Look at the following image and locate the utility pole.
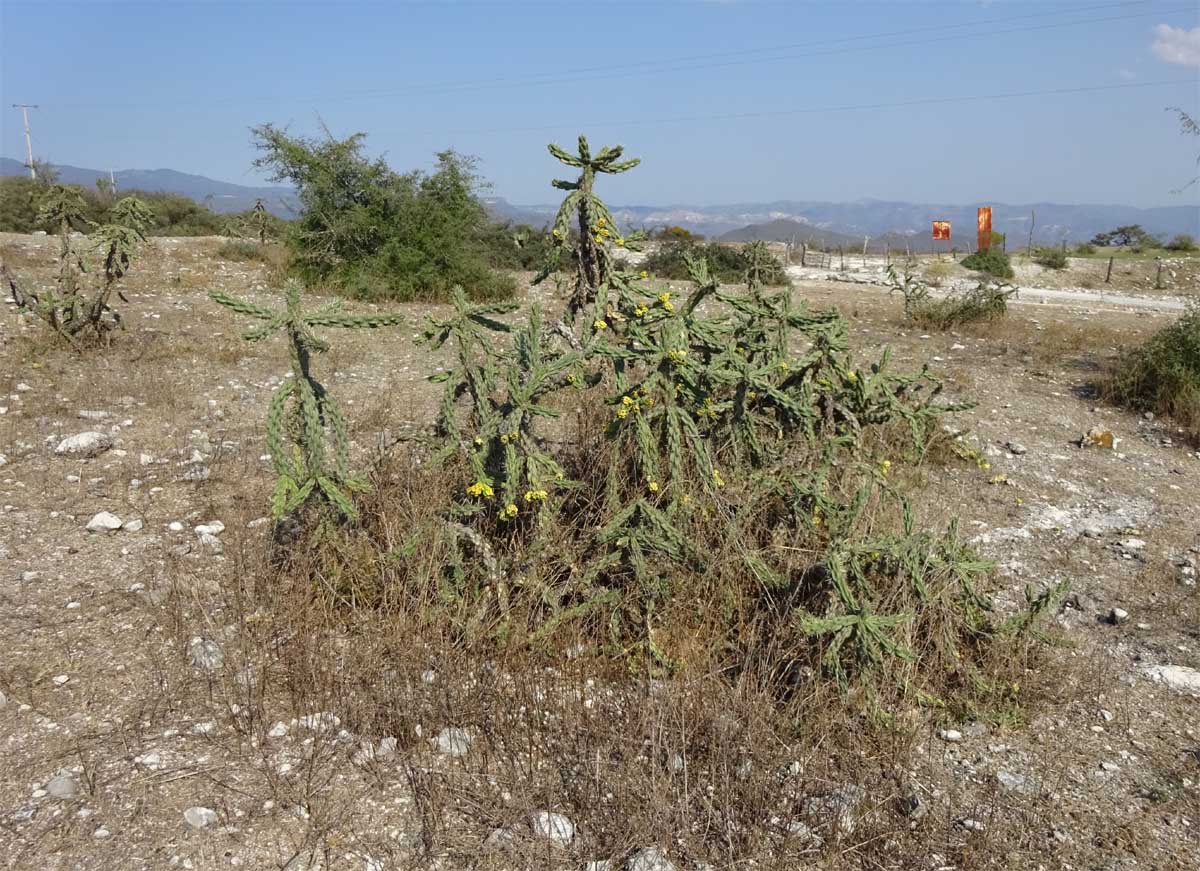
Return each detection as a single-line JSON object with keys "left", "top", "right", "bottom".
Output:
{"left": 12, "top": 104, "right": 39, "bottom": 180}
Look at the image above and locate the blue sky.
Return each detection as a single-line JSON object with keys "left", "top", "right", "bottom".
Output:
{"left": 1, "top": 0, "right": 1197, "bottom": 207}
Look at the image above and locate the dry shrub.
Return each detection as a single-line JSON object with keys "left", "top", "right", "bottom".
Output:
{"left": 889, "top": 267, "right": 1014, "bottom": 331}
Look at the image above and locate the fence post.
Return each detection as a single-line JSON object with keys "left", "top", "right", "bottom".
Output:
{"left": 1105, "top": 256, "right": 1114, "bottom": 284}
{"left": 839, "top": 247, "right": 845, "bottom": 270}
{"left": 1155, "top": 257, "right": 1165, "bottom": 290}
{"left": 801, "top": 242, "right": 807, "bottom": 267}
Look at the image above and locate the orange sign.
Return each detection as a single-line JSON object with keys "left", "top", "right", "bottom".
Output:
{"left": 931, "top": 221, "right": 951, "bottom": 241}
{"left": 977, "top": 206, "right": 993, "bottom": 251}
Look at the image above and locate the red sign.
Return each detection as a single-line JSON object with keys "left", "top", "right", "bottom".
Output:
{"left": 977, "top": 206, "right": 993, "bottom": 251}
{"left": 931, "top": 221, "right": 951, "bottom": 241}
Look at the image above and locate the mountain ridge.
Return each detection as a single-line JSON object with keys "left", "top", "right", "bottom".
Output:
{"left": 5, "top": 157, "right": 1196, "bottom": 241}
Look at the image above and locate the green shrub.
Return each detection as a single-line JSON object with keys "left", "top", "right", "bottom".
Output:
{"left": 0, "top": 176, "right": 45, "bottom": 232}
{"left": 643, "top": 240, "right": 789, "bottom": 286}
{"left": 1165, "top": 233, "right": 1197, "bottom": 252}
{"left": 1073, "top": 242, "right": 1096, "bottom": 255}
{"left": 1106, "top": 301, "right": 1200, "bottom": 441}
{"left": 478, "top": 221, "right": 558, "bottom": 271}
{"left": 0, "top": 177, "right": 244, "bottom": 236}
{"left": 1032, "top": 246, "right": 1068, "bottom": 269}
{"left": 652, "top": 225, "right": 703, "bottom": 243}
{"left": 960, "top": 247, "right": 1014, "bottom": 279}
{"left": 250, "top": 124, "right": 514, "bottom": 303}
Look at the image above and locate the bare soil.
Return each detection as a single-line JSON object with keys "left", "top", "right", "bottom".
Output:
{"left": 0, "top": 234, "right": 1197, "bottom": 870}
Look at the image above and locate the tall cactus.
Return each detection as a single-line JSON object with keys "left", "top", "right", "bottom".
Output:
{"left": 209, "top": 280, "right": 404, "bottom": 520}
{"left": 538, "top": 135, "right": 640, "bottom": 323}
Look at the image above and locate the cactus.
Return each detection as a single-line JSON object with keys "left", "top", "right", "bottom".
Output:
{"left": 4, "top": 187, "right": 152, "bottom": 343}
{"left": 399, "top": 135, "right": 1053, "bottom": 701}
{"left": 537, "top": 135, "right": 641, "bottom": 324}
{"left": 210, "top": 280, "right": 404, "bottom": 520}
{"left": 423, "top": 288, "right": 581, "bottom": 524}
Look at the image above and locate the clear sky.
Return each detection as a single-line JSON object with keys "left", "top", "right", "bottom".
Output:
{"left": 1, "top": 0, "right": 1198, "bottom": 208}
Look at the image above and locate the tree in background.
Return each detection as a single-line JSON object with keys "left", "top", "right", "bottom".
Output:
{"left": 250, "top": 124, "right": 514, "bottom": 302}
{"left": 1090, "top": 225, "right": 1158, "bottom": 248}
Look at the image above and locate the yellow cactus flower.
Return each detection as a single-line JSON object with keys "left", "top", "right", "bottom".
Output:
{"left": 634, "top": 304, "right": 649, "bottom": 318}
{"left": 616, "top": 407, "right": 629, "bottom": 420}
{"left": 466, "top": 481, "right": 495, "bottom": 499}
{"left": 615, "top": 238, "right": 625, "bottom": 247}
{"left": 593, "top": 319, "right": 607, "bottom": 331}
{"left": 648, "top": 481, "right": 660, "bottom": 493}
{"left": 639, "top": 270, "right": 648, "bottom": 279}
{"left": 712, "top": 468, "right": 725, "bottom": 488}
{"left": 657, "top": 291, "right": 671, "bottom": 305}
{"left": 622, "top": 395, "right": 635, "bottom": 407}
{"left": 523, "top": 489, "right": 549, "bottom": 503}
{"left": 667, "top": 349, "right": 687, "bottom": 365}
{"left": 847, "top": 371, "right": 858, "bottom": 382}
{"left": 567, "top": 372, "right": 577, "bottom": 384}
{"left": 500, "top": 503, "right": 518, "bottom": 520}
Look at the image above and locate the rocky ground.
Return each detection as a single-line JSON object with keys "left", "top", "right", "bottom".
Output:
{"left": 0, "top": 234, "right": 1197, "bottom": 870}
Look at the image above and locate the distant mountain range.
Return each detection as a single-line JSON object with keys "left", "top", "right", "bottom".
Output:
{"left": 486, "top": 196, "right": 1199, "bottom": 246}
{"left": 6, "top": 157, "right": 1196, "bottom": 243}
{"left": 0, "top": 157, "right": 298, "bottom": 215}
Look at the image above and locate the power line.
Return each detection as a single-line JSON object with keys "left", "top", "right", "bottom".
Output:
{"left": 422, "top": 79, "right": 1198, "bottom": 137}
{"left": 34, "top": 2, "right": 1192, "bottom": 110}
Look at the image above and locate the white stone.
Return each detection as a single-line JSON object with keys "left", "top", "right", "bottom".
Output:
{"left": 47, "top": 773, "right": 78, "bottom": 799}
{"left": 55, "top": 432, "right": 113, "bottom": 458}
{"left": 938, "top": 729, "right": 963, "bottom": 742}
{"left": 530, "top": 811, "right": 574, "bottom": 848}
{"left": 86, "top": 512, "right": 123, "bottom": 533}
{"left": 627, "top": 846, "right": 678, "bottom": 871}
{"left": 194, "top": 521, "right": 225, "bottom": 536}
{"left": 184, "top": 806, "right": 218, "bottom": 829}
{"left": 432, "top": 726, "right": 474, "bottom": 757}
{"left": 1142, "top": 664, "right": 1200, "bottom": 694}
{"left": 188, "top": 637, "right": 224, "bottom": 670}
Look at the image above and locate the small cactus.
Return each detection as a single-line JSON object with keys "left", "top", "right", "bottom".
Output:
{"left": 210, "top": 280, "right": 404, "bottom": 520}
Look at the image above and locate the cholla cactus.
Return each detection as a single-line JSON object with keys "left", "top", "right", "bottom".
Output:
{"left": 210, "top": 280, "right": 404, "bottom": 520}
{"left": 4, "top": 188, "right": 153, "bottom": 343}
{"left": 423, "top": 289, "right": 580, "bottom": 523}
{"left": 537, "top": 135, "right": 641, "bottom": 323}
{"left": 227, "top": 198, "right": 273, "bottom": 244}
